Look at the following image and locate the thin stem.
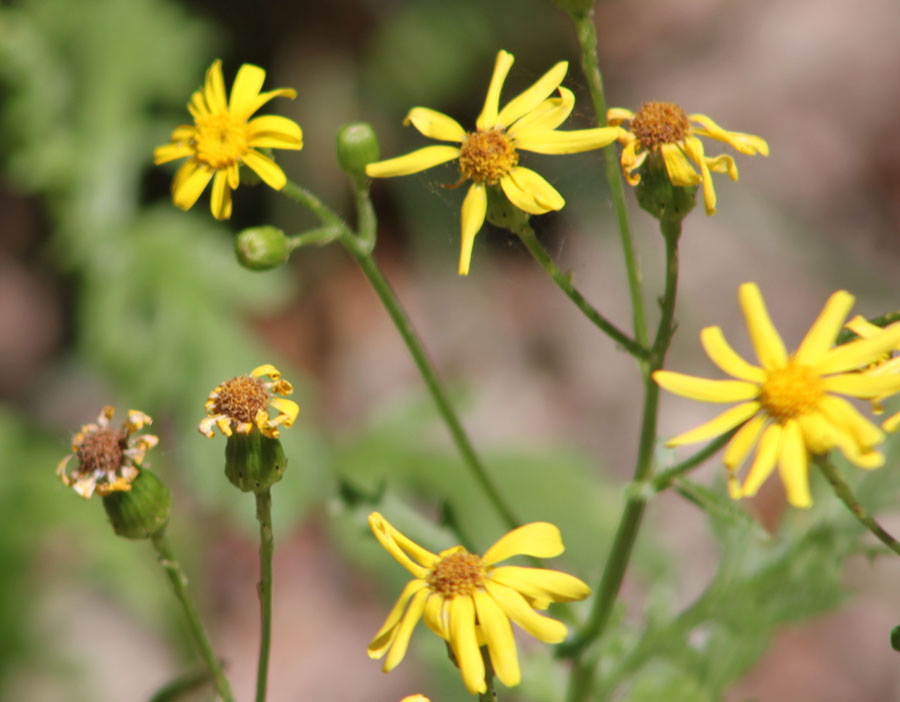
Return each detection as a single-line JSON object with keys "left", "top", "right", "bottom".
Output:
{"left": 279, "top": 179, "right": 521, "bottom": 531}
{"left": 287, "top": 225, "right": 341, "bottom": 250}
{"left": 652, "top": 430, "right": 737, "bottom": 492}
{"left": 150, "top": 531, "right": 235, "bottom": 702}
{"left": 816, "top": 455, "right": 900, "bottom": 558}
{"left": 515, "top": 223, "right": 649, "bottom": 359}
{"left": 255, "top": 489, "right": 275, "bottom": 702}
{"left": 574, "top": 11, "right": 648, "bottom": 349}
{"left": 478, "top": 647, "right": 497, "bottom": 702}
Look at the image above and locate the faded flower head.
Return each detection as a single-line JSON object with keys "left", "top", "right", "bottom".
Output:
{"left": 199, "top": 364, "right": 299, "bottom": 439}
{"left": 154, "top": 59, "right": 303, "bottom": 220}
{"left": 57, "top": 406, "right": 158, "bottom": 499}
{"left": 608, "top": 101, "right": 768, "bottom": 215}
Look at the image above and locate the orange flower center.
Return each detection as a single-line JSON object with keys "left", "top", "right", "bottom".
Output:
{"left": 630, "top": 101, "right": 690, "bottom": 150}
{"left": 77, "top": 428, "right": 126, "bottom": 474}
{"left": 760, "top": 363, "right": 824, "bottom": 422}
{"left": 193, "top": 113, "right": 249, "bottom": 169}
{"left": 211, "top": 376, "right": 269, "bottom": 423}
{"left": 427, "top": 551, "right": 485, "bottom": 597}
{"left": 458, "top": 128, "right": 518, "bottom": 185}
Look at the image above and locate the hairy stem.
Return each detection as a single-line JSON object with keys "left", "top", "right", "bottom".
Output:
{"left": 255, "top": 489, "right": 274, "bottom": 702}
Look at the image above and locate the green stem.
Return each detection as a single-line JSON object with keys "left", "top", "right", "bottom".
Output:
{"left": 652, "top": 430, "right": 737, "bottom": 492}
{"left": 515, "top": 224, "right": 649, "bottom": 359}
{"left": 574, "top": 11, "right": 648, "bottom": 349}
{"left": 287, "top": 225, "right": 341, "bottom": 250}
{"left": 279, "top": 179, "right": 521, "bottom": 531}
{"left": 478, "top": 647, "right": 497, "bottom": 702}
{"left": 150, "top": 531, "right": 235, "bottom": 702}
{"left": 255, "top": 489, "right": 274, "bottom": 702}
{"left": 816, "top": 455, "right": 900, "bottom": 558}
{"left": 561, "top": 221, "right": 680, "bottom": 696}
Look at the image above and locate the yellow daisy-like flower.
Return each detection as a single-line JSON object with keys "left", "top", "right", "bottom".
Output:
{"left": 366, "top": 49, "right": 623, "bottom": 276}
{"left": 198, "top": 364, "right": 299, "bottom": 439}
{"left": 154, "top": 59, "right": 303, "bottom": 220}
{"left": 607, "top": 101, "right": 769, "bottom": 215}
{"left": 654, "top": 283, "right": 900, "bottom": 508}
{"left": 367, "top": 512, "right": 590, "bottom": 695}
{"left": 845, "top": 315, "right": 900, "bottom": 432}
{"left": 57, "top": 406, "right": 158, "bottom": 499}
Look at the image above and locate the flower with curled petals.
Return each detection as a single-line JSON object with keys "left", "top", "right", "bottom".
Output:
{"left": 607, "top": 101, "right": 768, "bottom": 215}
{"left": 367, "top": 512, "right": 590, "bottom": 695}
{"left": 154, "top": 59, "right": 303, "bottom": 220}
{"left": 57, "top": 406, "right": 158, "bottom": 499}
{"left": 199, "top": 364, "right": 299, "bottom": 439}
{"left": 366, "top": 49, "right": 623, "bottom": 276}
{"left": 654, "top": 283, "right": 900, "bottom": 508}
{"left": 845, "top": 315, "right": 900, "bottom": 433}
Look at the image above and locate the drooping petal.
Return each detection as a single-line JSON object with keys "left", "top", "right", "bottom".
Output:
{"left": 793, "top": 290, "right": 855, "bottom": 365}
{"left": 172, "top": 163, "right": 213, "bottom": 211}
{"left": 652, "top": 370, "right": 760, "bottom": 403}
{"left": 368, "top": 579, "right": 429, "bottom": 658}
{"left": 423, "top": 592, "right": 449, "bottom": 639}
{"left": 366, "top": 145, "right": 460, "bottom": 178}
{"left": 496, "top": 61, "right": 568, "bottom": 129}
{"left": 777, "top": 419, "right": 812, "bottom": 508}
{"left": 681, "top": 136, "right": 717, "bottom": 215}
{"left": 247, "top": 115, "right": 304, "bottom": 149}
{"left": 620, "top": 139, "right": 645, "bottom": 186}
{"left": 606, "top": 107, "right": 635, "bottom": 125}
{"left": 500, "top": 166, "right": 565, "bottom": 214}
{"left": 512, "top": 126, "right": 622, "bottom": 154}
{"left": 705, "top": 153, "right": 738, "bottom": 180}
{"left": 507, "top": 87, "right": 575, "bottom": 133}
{"left": 458, "top": 183, "right": 487, "bottom": 276}
{"left": 814, "top": 323, "right": 900, "bottom": 375}
{"left": 699, "top": 326, "right": 767, "bottom": 382}
{"left": 209, "top": 170, "right": 232, "bottom": 220}
{"left": 476, "top": 50, "right": 515, "bottom": 131}
{"left": 268, "top": 397, "right": 300, "bottom": 426}
{"left": 488, "top": 566, "right": 590, "bottom": 602}
{"left": 738, "top": 282, "right": 788, "bottom": 370}
{"left": 448, "top": 596, "right": 485, "bottom": 694}
{"left": 723, "top": 413, "right": 767, "bottom": 470}
{"left": 368, "top": 513, "right": 436, "bottom": 577}
{"left": 204, "top": 59, "right": 228, "bottom": 114}
{"left": 689, "top": 113, "right": 770, "bottom": 156}
{"left": 473, "top": 589, "right": 520, "bottom": 687}
{"left": 404, "top": 107, "right": 466, "bottom": 143}
{"left": 666, "top": 401, "right": 761, "bottom": 446}
{"left": 228, "top": 63, "right": 266, "bottom": 118}
{"left": 383, "top": 588, "right": 429, "bottom": 672}
{"left": 740, "top": 423, "right": 782, "bottom": 497}
{"left": 659, "top": 142, "right": 701, "bottom": 187}
{"left": 483, "top": 522, "right": 564, "bottom": 565}
{"left": 483, "top": 580, "right": 567, "bottom": 643}
{"left": 242, "top": 149, "right": 288, "bottom": 190}
{"left": 818, "top": 395, "right": 884, "bottom": 449}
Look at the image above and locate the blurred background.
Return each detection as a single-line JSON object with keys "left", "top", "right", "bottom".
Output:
{"left": 2, "top": 0, "right": 900, "bottom": 700}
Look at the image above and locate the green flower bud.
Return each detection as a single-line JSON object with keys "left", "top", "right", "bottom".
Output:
{"left": 635, "top": 151, "right": 697, "bottom": 224}
{"left": 224, "top": 432, "right": 287, "bottom": 493}
{"left": 336, "top": 122, "right": 380, "bottom": 177}
{"left": 235, "top": 226, "right": 290, "bottom": 271}
{"left": 102, "top": 469, "right": 172, "bottom": 539}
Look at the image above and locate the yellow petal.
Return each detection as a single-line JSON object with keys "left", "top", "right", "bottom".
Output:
{"left": 153, "top": 142, "right": 194, "bottom": 165}
{"left": 172, "top": 162, "right": 213, "bottom": 211}
{"left": 620, "top": 139, "right": 645, "bottom": 186}
{"left": 483, "top": 580, "right": 567, "bottom": 643}
{"left": 423, "top": 592, "right": 449, "bottom": 639}
{"left": 269, "top": 397, "right": 300, "bottom": 426}
{"left": 793, "top": 290, "right": 855, "bottom": 366}
{"left": 818, "top": 394, "right": 884, "bottom": 449}
{"left": 500, "top": 167, "right": 565, "bottom": 215}
{"left": 681, "top": 136, "right": 717, "bottom": 215}
{"left": 473, "top": 589, "right": 520, "bottom": 687}
{"left": 459, "top": 183, "right": 487, "bottom": 276}
{"left": 449, "top": 596, "right": 485, "bottom": 694}
{"left": 666, "top": 401, "right": 760, "bottom": 446}
{"left": 883, "top": 410, "right": 900, "bottom": 433}
{"left": 705, "top": 153, "right": 738, "bottom": 180}
{"left": 777, "top": 419, "right": 812, "bottom": 508}
{"left": 488, "top": 566, "right": 590, "bottom": 602}
{"left": 476, "top": 50, "right": 515, "bottom": 130}
{"left": 512, "top": 126, "right": 622, "bottom": 154}
{"left": 241, "top": 87, "right": 297, "bottom": 120}
{"left": 659, "top": 142, "right": 701, "bottom": 187}
{"left": 689, "top": 113, "right": 769, "bottom": 156}
{"left": 723, "top": 413, "right": 767, "bottom": 470}
{"left": 821, "top": 372, "right": 900, "bottom": 399}
{"left": 228, "top": 63, "right": 266, "bottom": 118}
{"left": 815, "top": 323, "right": 900, "bottom": 375}
{"left": 204, "top": 59, "right": 228, "bottom": 114}
{"left": 738, "top": 282, "right": 788, "bottom": 370}
{"left": 404, "top": 107, "right": 466, "bottom": 143}
{"left": 653, "top": 370, "right": 759, "bottom": 403}
{"left": 699, "top": 326, "right": 766, "bottom": 382}
{"left": 606, "top": 107, "right": 635, "bottom": 125}
{"left": 242, "top": 150, "right": 287, "bottom": 190}
{"left": 741, "top": 423, "right": 782, "bottom": 497}
{"left": 507, "top": 87, "right": 575, "bottom": 133}
{"left": 247, "top": 115, "right": 304, "bottom": 149}
{"left": 483, "top": 522, "right": 564, "bottom": 565}
{"left": 365, "top": 145, "right": 460, "bottom": 178}
{"left": 844, "top": 315, "right": 884, "bottom": 339}
{"left": 496, "top": 61, "right": 568, "bottom": 129}
{"left": 383, "top": 588, "right": 429, "bottom": 672}
{"left": 209, "top": 170, "right": 232, "bottom": 220}
{"left": 368, "top": 579, "right": 428, "bottom": 658}
{"left": 367, "top": 512, "right": 435, "bottom": 577}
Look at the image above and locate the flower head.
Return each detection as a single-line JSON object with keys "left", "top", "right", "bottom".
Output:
{"left": 154, "top": 59, "right": 303, "bottom": 220}
{"left": 654, "top": 283, "right": 900, "bottom": 508}
{"left": 608, "top": 102, "right": 768, "bottom": 215}
{"left": 845, "top": 315, "right": 900, "bottom": 432}
{"left": 367, "top": 512, "right": 590, "bottom": 694}
{"left": 366, "top": 49, "right": 623, "bottom": 276}
{"left": 199, "top": 364, "right": 299, "bottom": 439}
{"left": 57, "top": 406, "right": 158, "bottom": 499}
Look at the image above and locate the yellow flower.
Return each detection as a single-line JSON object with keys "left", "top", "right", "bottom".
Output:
{"left": 199, "top": 364, "right": 299, "bottom": 439}
{"left": 57, "top": 406, "right": 158, "bottom": 499}
{"left": 366, "top": 49, "right": 622, "bottom": 276}
{"left": 154, "top": 59, "right": 303, "bottom": 220}
{"left": 607, "top": 101, "right": 769, "bottom": 215}
{"left": 400, "top": 697, "right": 429, "bottom": 702}
{"left": 845, "top": 315, "right": 900, "bottom": 432}
{"left": 654, "top": 283, "right": 900, "bottom": 508}
{"left": 367, "top": 512, "right": 590, "bottom": 695}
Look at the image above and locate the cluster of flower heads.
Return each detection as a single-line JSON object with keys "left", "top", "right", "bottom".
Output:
{"left": 655, "top": 283, "right": 900, "bottom": 507}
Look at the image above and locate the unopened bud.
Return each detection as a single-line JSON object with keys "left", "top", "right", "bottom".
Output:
{"left": 336, "top": 122, "right": 380, "bottom": 178}
{"left": 102, "top": 469, "right": 172, "bottom": 539}
{"left": 236, "top": 226, "right": 289, "bottom": 271}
